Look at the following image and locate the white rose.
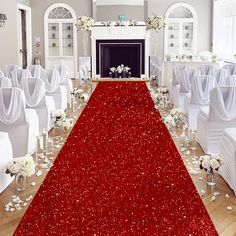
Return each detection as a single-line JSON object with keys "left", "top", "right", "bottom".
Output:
{"left": 210, "top": 159, "right": 220, "bottom": 170}
{"left": 202, "top": 159, "right": 211, "bottom": 169}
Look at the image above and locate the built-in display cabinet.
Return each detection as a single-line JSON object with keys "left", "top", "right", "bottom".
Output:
{"left": 44, "top": 3, "right": 77, "bottom": 78}
{"left": 164, "top": 3, "right": 197, "bottom": 56}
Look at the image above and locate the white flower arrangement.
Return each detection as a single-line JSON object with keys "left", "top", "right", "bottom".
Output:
{"left": 72, "top": 88, "right": 84, "bottom": 96}
{"left": 110, "top": 64, "right": 131, "bottom": 73}
{"left": 79, "top": 92, "right": 90, "bottom": 102}
{"left": 75, "top": 16, "right": 94, "bottom": 31}
{"left": 6, "top": 155, "right": 35, "bottom": 177}
{"left": 51, "top": 110, "right": 66, "bottom": 121}
{"left": 162, "top": 108, "right": 185, "bottom": 127}
{"left": 101, "top": 21, "right": 112, "bottom": 27}
{"left": 146, "top": 14, "right": 166, "bottom": 32}
{"left": 62, "top": 118, "right": 73, "bottom": 130}
{"left": 211, "top": 53, "right": 219, "bottom": 62}
{"left": 199, "top": 154, "right": 223, "bottom": 174}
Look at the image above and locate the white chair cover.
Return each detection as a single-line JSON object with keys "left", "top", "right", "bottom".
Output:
{"left": 0, "top": 88, "right": 26, "bottom": 125}
{"left": 209, "top": 87, "right": 236, "bottom": 121}
{"left": 223, "top": 64, "right": 236, "bottom": 77}
{"left": 0, "top": 77, "right": 12, "bottom": 88}
{"left": 0, "top": 132, "right": 14, "bottom": 193}
{"left": 21, "top": 77, "right": 46, "bottom": 108}
{"left": 11, "top": 69, "right": 32, "bottom": 88}
{"left": 198, "top": 64, "right": 214, "bottom": 75}
{"left": 55, "top": 64, "right": 69, "bottom": 84}
{"left": 27, "top": 65, "right": 43, "bottom": 79}
{"left": 4, "top": 65, "right": 21, "bottom": 78}
{"left": 213, "top": 68, "right": 225, "bottom": 86}
{"left": 42, "top": 69, "right": 60, "bottom": 93}
{"left": 180, "top": 68, "right": 198, "bottom": 93}
{"left": 225, "top": 75, "right": 236, "bottom": 86}
{"left": 191, "top": 75, "right": 216, "bottom": 105}
{"left": 172, "top": 65, "right": 186, "bottom": 86}
{"left": 0, "top": 70, "right": 4, "bottom": 78}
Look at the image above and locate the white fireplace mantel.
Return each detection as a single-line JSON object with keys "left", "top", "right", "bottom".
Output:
{"left": 91, "top": 26, "right": 150, "bottom": 78}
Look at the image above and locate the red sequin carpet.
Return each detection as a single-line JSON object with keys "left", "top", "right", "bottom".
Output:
{"left": 14, "top": 82, "right": 218, "bottom": 235}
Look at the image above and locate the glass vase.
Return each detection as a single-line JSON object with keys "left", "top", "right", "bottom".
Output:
{"left": 82, "top": 30, "right": 89, "bottom": 56}
{"left": 16, "top": 174, "right": 26, "bottom": 192}
{"left": 207, "top": 172, "right": 216, "bottom": 186}
{"left": 150, "top": 30, "right": 159, "bottom": 56}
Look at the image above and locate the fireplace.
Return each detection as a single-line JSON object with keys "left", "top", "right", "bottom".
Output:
{"left": 96, "top": 40, "right": 145, "bottom": 78}
{"left": 91, "top": 25, "right": 150, "bottom": 78}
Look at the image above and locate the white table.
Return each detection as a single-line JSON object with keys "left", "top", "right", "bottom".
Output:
{"left": 161, "top": 61, "right": 220, "bottom": 86}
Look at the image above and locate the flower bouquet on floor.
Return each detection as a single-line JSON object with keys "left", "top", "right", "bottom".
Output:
{"left": 109, "top": 64, "right": 131, "bottom": 78}
{"left": 162, "top": 108, "right": 186, "bottom": 129}
{"left": 199, "top": 154, "right": 223, "bottom": 186}
{"left": 5, "top": 155, "right": 35, "bottom": 191}
{"left": 51, "top": 110, "right": 73, "bottom": 131}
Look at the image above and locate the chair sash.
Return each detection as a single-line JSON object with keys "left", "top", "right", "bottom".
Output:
{"left": 199, "top": 65, "right": 214, "bottom": 75}
{"left": 21, "top": 77, "right": 46, "bottom": 107}
{"left": 0, "top": 77, "right": 12, "bottom": 88}
{"left": 172, "top": 65, "right": 186, "bottom": 86}
{"left": 11, "top": 69, "right": 32, "bottom": 88}
{"left": 0, "top": 88, "right": 26, "bottom": 125}
{"left": 191, "top": 75, "right": 216, "bottom": 105}
{"left": 4, "top": 65, "right": 21, "bottom": 78}
{"left": 209, "top": 86, "right": 236, "bottom": 121}
{"left": 55, "top": 64, "right": 69, "bottom": 84}
{"left": 28, "top": 65, "right": 43, "bottom": 79}
{"left": 180, "top": 68, "right": 198, "bottom": 93}
{"left": 42, "top": 69, "right": 60, "bottom": 93}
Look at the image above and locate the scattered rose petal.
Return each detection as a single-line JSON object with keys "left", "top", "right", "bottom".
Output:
{"left": 26, "top": 195, "right": 33, "bottom": 202}
{"left": 31, "top": 182, "right": 36, "bottom": 187}
{"left": 227, "top": 206, "right": 233, "bottom": 211}
{"left": 214, "top": 192, "right": 220, "bottom": 196}
{"left": 211, "top": 196, "right": 216, "bottom": 202}
{"left": 201, "top": 189, "right": 206, "bottom": 196}
{"left": 36, "top": 170, "right": 43, "bottom": 177}
{"left": 226, "top": 194, "right": 230, "bottom": 199}
{"left": 198, "top": 177, "right": 203, "bottom": 181}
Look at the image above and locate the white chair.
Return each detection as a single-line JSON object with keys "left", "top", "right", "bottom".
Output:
{"left": 198, "top": 64, "right": 215, "bottom": 75}
{"left": 197, "top": 86, "right": 236, "bottom": 154}
{"left": 0, "top": 77, "right": 12, "bottom": 88}
{"left": 55, "top": 64, "right": 72, "bottom": 103}
{"left": 222, "top": 64, "right": 236, "bottom": 77}
{"left": 4, "top": 65, "right": 21, "bottom": 78}
{"left": 213, "top": 68, "right": 226, "bottom": 86}
{"left": 27, "top": 65, "right": 43, "bottom": 79}
{"left": 225, "top": 75, "right": 236, "bottom": 86}
{"left": 219, "top": 128, "right": 236, "bottom": 195}
{"left": 11, "top": 69, "right": 32, "bottom": 88}
{"left": 42, "top": 69, "right": 67, "bottom": 111}
{"left": 0, "top": 70, "right": 4, "bottom": 78}
{"left": 169, "top": 64, "right": 187, "bottom": 104}
{"left": 21, "top": 77, "right": 55, "bottom": 132}
{"left": 184, "top": 75, "right": 216, "bottom": 130}
{"left": 0, "top": 132, "right": 14, "bottom": 193}
{"left": 0, "top": 88, "right": 39, "bottom": 157}
{"left": 174, "top": 68, "right": 198, "bottom": 108}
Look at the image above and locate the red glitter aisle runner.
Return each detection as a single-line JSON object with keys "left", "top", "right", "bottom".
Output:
{"left": 14, "top": 82, "right": 218, "bottom": 235}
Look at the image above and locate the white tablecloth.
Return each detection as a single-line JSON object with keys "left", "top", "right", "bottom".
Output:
{"left": 0, "top": 132, "right": 13, "bottom": 193}
{"left": 161, "top": 61, "right": 220, "bottom": 86}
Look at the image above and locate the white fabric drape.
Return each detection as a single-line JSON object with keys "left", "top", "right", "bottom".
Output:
{"left": 11, "top": 69, "right": 32, "bottom": 88}
{"left": 209, "top": 86, "right": 236, "bottom": 121}
{"left": 223, "top": 64, "right": 236, "bottom": 77}
{"left": 225, "top": 75, "right": 236, "bottom": 86}
{"left": 199, "top": 64, "right": 214, "bottom": 75}
{"left": 0, "top": 70, "right": 4, "bottom": 78}
{"left": 191, "top": 75, "right": 216, "bottom": 105}
{"left": 27, "top": 65, "right": 43, "bottom": 79}
{"left": 42, "top": 69, "right": 60, "bottom": 93}
{"left": 4, "top": 65, "right": 21, "bottom": 78}
{"left": 0, "top": 88, "right": 25, "bottom": 125}
{"left": 21, "top": 77, "right": 46, "bottom": 108}
{"left": 172, "top": 65, "right": 186, "bottom": 86}
{"left": 180, "top": 68, "right": 198, "bottom": 93}
{"left": 0, "top": 77, "right": 12, "bottom": 88}
{"left": 55, "top": 64, "right": 69, "bottom": 84}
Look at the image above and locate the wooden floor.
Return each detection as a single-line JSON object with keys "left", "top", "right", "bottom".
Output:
{"left": 0, "top": 82, "right": 236, "bottom": 235}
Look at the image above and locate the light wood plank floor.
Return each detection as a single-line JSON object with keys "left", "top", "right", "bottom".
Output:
{"left": 0, "top": 82, "right": 236, "bottom": 235}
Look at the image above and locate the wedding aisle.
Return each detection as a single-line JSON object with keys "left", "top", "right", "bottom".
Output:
{"left": 14, "top": 82, "right": 218, "bottom": 235}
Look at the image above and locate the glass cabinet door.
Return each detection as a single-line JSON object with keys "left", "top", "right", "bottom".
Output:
{"left": 62, "top": 23, "right": 73, "bottom": 56}
{"left": 168, "top": 22, "right": 180, "bottom": 54}
{"left": 48, "top": 23, "right": 60, "bottom": 56}
{"left": 182, "top": 22, "right": 193, "bottom": 53}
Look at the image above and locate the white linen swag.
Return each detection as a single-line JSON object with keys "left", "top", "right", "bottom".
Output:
{"left": 21, "top": 77, "right": 46, "bottom": 107}
{"left": 11, "top": 69, "right": 32, "bottom": 88}
{"left": 180, "top": 68, "right": 198, "bottom": 93}
{"left": 0, "top": 70, "right": 4, "bottom": 78}
{"left": 190, "top": 75, "right": 216, "bottom": 105}
{"left": 209, "top": 86, "right": 236, "bottom": 121}
{"left": 55, "top": 64, "right": 69, "bottom": 84}
{"left": 42, "top": 69, "right": 60, "bottom": 93}
{"left": 28, "top": 65, "right": 43, "bottom": 79}
{"left": 4, "top": 65, "right": 21, "bottom": 78}
{"left": 0, "top": 88, "right": 25, "bottom": 125}
{"left": 198, "top": 64, "right": 214, "bottom": 75}
{"left": 0, "top": 77, "right": 12, "bottom": 88}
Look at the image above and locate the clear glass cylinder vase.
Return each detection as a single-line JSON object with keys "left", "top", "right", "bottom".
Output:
{"left": 16, "top": 174, "right": 26, "bottom": 192}
{"left": 82, "top": 30, "right": 89, "bottom": 56}
{"left": 207, "top": 172, "right": 216, "bottom": 186}
{"left": 150, "top": 30, "right": 159, "bottom": 56}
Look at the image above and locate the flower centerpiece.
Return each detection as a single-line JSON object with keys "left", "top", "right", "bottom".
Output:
{"left": 162, "top": 108, "right": 186, "bottom": 128}
{"left": 109, "top": 64, "right": 131, "bottom": 78}
{"left": 199, "top": 154, "right": 223, "bottom": 186}
{"left": 75, "top": 16, "right": 94, "bottom": 56}
{"left": 51, "top": 110, "right": 66, "bottom": 122}
{"left": 5, "top": 155, "right": 36, "bottom": 191}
